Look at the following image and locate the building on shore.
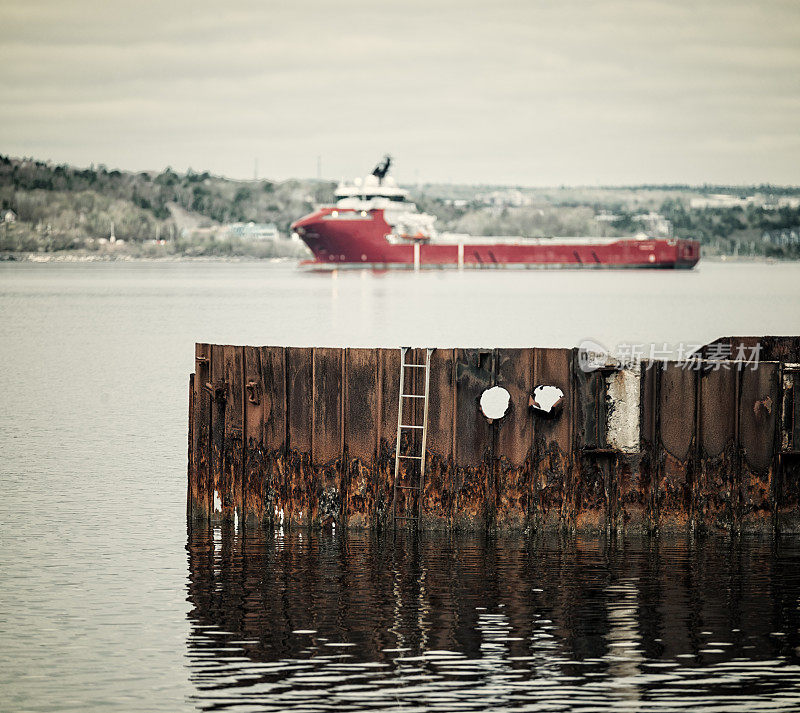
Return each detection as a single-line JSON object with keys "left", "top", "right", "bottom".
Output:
{"left": 762, "top": 227, "right": 800, "bottom": 247}
{"left": 634, "top": 211, "right": 672, "bottom": 238}
{"left": 227, "top": 222, "right": 281, "bottom": 241}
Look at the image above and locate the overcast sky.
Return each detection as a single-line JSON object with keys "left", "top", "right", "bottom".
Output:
{"left": 2, "top": 0, "right": 799, "bottom": 185}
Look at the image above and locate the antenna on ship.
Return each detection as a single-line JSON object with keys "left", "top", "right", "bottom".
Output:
{"left": 372, "top": 155, "right": 391, "bottom": 184}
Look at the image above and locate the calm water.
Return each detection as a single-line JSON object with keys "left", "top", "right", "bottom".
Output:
{"left": 2, "top": 260, "right": 800, "bottom": 712}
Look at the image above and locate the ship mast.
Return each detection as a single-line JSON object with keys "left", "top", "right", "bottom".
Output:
{"left": 371, "top": 155, "right": 391, "bottom": 185}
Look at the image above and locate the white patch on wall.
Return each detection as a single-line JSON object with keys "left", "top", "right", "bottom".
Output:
{"left": 530, "top": 385, "right": 564, "bottom": 414}
{"left": 480, "top": 386, "right": 510, "bottom": 420}
{"left": 605, "top": 366, "right": 641, "bottom": 453}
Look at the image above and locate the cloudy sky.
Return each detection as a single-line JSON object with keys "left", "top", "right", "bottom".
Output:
{"left": 2, "top": 0, "right": 799, "bottom": 185}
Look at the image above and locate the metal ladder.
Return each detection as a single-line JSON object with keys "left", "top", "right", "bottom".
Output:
{"left": 392, "top": 347, "right": 433, "bottom": 526}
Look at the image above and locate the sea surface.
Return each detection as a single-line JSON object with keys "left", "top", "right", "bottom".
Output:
{"left": 1, "top": 260, "right": 800, "bottom": 712}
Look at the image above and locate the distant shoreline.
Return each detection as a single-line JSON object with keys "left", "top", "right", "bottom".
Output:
{"left": 2, "top": 251, "right": 795, "bottom": 265}
{"left": 3, "top": 155, "right": 800, "bottom": 263}
{"left": 0, "top": 251, "right": 301, "bottom": 263}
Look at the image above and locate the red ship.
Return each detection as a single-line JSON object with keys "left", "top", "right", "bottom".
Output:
{"left": 291, "top": 158, "right": 700, "bottom": 270}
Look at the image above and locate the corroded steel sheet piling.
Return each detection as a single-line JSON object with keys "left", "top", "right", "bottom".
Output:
{"left": 532, "top": 348, "right": 572, "bottom": 530}
{"left": 188, "top": 337, "right": 800, "bottom": 533}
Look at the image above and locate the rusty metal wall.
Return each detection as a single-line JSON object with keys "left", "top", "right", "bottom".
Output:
{"left": 343, "top": 348, "right": 378, "bottom": 528}
{"left": 656, "top": 363, "right": 696, "bottom": 530}
{"left": 453, "top": 349, "right": 492, "bottom": 528}
{"left": 697, "top": 366, "right": 736, "bottom": 529}
{"left": 189, "top": 343, "right": 211, "bottom": 520}
{"left": 699, "top": 336, "right": 800, "bottom": 363}
{"left": 188, "top": 344, "right": 798, "bottom": 533}
{"left": 532, "top": 348, "right": 573, "bottom": 529}
{"left": 422, "top": 348, "right": 455, "bottom": 527}
{"left": 777, "top": 367, "right": 800, "bottom": 530}
{"left": 574, "top": 363, "right": 611, "bottom": 530}
{"left": 285, "top": 346, "right": 312, "bottom": 526}
{"left": 739, "top": 363, "right": 778, "bottom": 531}
{"left": 494, "top": 348, "right": 534, "bottom": 530}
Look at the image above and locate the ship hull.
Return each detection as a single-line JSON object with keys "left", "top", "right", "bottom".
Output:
{"left": 292, "top": 208, "right": 700, "bottom": 270}
{"left": 300, "top": 260, "right": 697, "bottom": 271}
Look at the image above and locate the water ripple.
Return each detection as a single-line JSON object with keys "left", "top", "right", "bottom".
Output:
{"left": 186, "top": 528, "right": 800, "bottom": 712}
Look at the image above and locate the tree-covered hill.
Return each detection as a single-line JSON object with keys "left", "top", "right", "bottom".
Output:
{"left": 0, "top": 155, "right": 334, "bottom": 255}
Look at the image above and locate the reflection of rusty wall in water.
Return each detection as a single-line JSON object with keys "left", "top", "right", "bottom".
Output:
{"left": 188, "top": 340, "right": 799, "bottom": 533}
{"left": 186, "top": 527, "right": 800, "bottom": 684}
